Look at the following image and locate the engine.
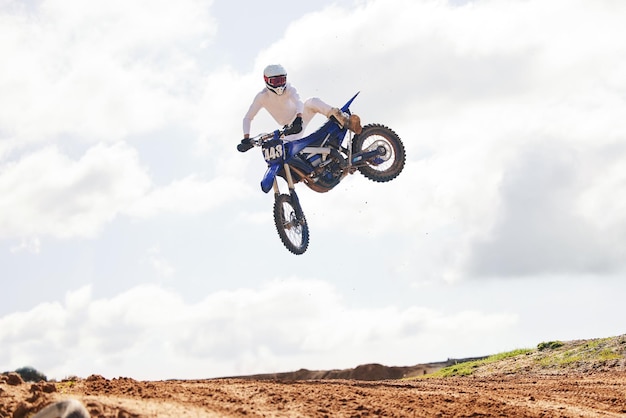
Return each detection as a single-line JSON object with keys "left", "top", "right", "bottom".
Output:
{"left": 313, "top": 158, "right": 344, "bottom": 190}
{"left": 289, "top": 148, "right": 349, "bottom": 193}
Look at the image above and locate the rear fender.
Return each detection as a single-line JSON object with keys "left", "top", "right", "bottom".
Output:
{"left": 341, "top": 92, "right": 360, "bottom": 112}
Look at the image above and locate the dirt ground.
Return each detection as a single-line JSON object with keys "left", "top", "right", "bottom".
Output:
{"left": 3, "top": 336, "right": 626, "bottom": 417}
{"left": 2, "top": 370, "right": 625, "bottom": 417}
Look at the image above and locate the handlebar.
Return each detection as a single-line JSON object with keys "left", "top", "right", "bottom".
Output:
{"left": 248, "top": 128, "right": 287, "bottom": 147}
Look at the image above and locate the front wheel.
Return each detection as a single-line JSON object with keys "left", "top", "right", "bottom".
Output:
{"left": 353, "top": 124, "right": 405, "bottom": 182}
{"left": 273, "top": 194, "right": 309, "bottom": 255}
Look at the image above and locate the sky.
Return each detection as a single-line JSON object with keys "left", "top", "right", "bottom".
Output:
{"left": 1, "top": 0, "right": 625, "bottom": 381}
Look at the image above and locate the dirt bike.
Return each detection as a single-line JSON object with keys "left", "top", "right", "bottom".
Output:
{"left": 243, "top": 92, "right": 405, "bottom": 255}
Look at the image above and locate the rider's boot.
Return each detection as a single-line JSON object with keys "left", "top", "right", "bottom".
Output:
{"left": 329, "top": 108, "right": 362, "bottom": 134}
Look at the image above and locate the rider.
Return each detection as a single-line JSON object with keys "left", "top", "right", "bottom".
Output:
{"left": 237, "top": 64, "right": 362, "bottom": 152}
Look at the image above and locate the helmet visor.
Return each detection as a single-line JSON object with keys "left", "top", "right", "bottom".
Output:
{"left": 265, "top": 75, "right": 286, "bottom": 88}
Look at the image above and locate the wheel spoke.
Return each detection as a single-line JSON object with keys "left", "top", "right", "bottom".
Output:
{"left": 283, "top": 205, "right": 302, "bottom": 245}
{"left": 273, "top": 194, "right": 309, "bottom": 254}
{"left": 363, "top": 136, "right": 394, "bottom": 171}
{"left": 355, "top": 124, "right": 405, "bottom": 183}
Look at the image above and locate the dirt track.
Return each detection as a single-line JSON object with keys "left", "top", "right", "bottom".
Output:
{"left": 2, "top": 371, "right": 626, "bottom": 417}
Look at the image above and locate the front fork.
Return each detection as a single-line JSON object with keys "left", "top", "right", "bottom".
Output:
{"left": 273, "top": 163, "right": 305, "bottom": 220}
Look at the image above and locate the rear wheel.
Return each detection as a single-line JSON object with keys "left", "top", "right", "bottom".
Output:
{"left": 273, "top": 194, "right": 309, "bottom": 255}
{"left": 354, "top": 124, "right": 405, "bottom": 182}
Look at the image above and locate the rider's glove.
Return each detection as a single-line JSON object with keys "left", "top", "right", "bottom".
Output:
{"left": 237, "top": 138, "right": 253, "bottom": 152}
{"left": 284, "top": 116, "right": 303, "bottom": 136}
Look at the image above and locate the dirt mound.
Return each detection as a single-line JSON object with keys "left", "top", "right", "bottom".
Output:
{"left": 226, "top": 359, "right": 475, "bottom": 382}
{"left": 0, "top": 380, "right": 61, "bottom": 418}
{"left": 1, "top": 335, "right": 625, "bottom": 417}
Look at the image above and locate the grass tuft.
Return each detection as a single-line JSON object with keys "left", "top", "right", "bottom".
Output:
{"left": 537, "top": 341, "right": 563, "bottom": 351}
{"left": 423, "top": 349, "right": 532, "bottom": 378}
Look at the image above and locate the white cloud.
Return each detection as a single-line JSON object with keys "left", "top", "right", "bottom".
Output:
{"left": 195, "top": 67, "right": 259, "bottom": 150}
{"left": 578, "top": 151, "right": 626, "bottom": 231}
{"left": 10, "top": 237, "right": 41, "bottom": 254}
{"left": 0, "top": 0, "right": 214, "bottom": 143}
{"left": 142, "top": 246, "right": 175, "bottom": 278}
{"left": 0, "top": 142, "right": 256, "bottom": 240}
{"left": 125, "top": 174, "right": 250, "bottom": 219}
{"left": 0, "top": 280, "right": 517, "bottom": 380}
{"left": 250, "top": 0, "right": 626, "bottom": 281}
{"left": 0, "top": 143, "right": 150, "bottom": 239}
{"left": 466, "top": 141, "right": 626, "bottom": 277}
{"left": 0, "top": 0, "right": 262, "bottom": 244}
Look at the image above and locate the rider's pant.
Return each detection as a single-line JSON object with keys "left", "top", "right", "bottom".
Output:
{"left": 285, "top": 97, "right": 334, "bottom": 141}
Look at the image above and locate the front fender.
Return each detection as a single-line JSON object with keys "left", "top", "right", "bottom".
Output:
{"left": 260, "top": 164, "right": 281, "bottom": 193}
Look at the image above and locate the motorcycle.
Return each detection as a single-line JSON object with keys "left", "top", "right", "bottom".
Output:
{"left": 242, "top": 92, "right": 405, "bottom": 255}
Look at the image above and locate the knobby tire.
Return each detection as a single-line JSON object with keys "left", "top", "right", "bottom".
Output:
{"left": 273, "top": 194, "right": 309, "bottom": 255}
{"left": 354, "top": 124, "right": 406, "bottom": 182}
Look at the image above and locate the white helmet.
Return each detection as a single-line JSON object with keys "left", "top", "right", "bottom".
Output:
{"left": 263, "top": 64, "right": 287, "bottom": 95}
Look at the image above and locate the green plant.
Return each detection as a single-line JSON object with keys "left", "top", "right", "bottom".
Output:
{"left": 423, "top": 349, "right": 532, "bottom": 378}
{"left": 536, "top": 337, "right": 624, "bottom": 368}
{"left": 56, "top": 380, "right": 77, "bottom": 394}
{"left": 14, "top": 366, "right": 47, "bottom": 382}
{"left": 598, "top": 349, "right": 621, "bottom": 361}
{"left": 537, "top": 341, "right": 563, "bottom": 351}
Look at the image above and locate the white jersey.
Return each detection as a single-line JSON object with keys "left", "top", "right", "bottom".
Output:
{"left": 242, "top": 83, "right": 304, "bottom": 136}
